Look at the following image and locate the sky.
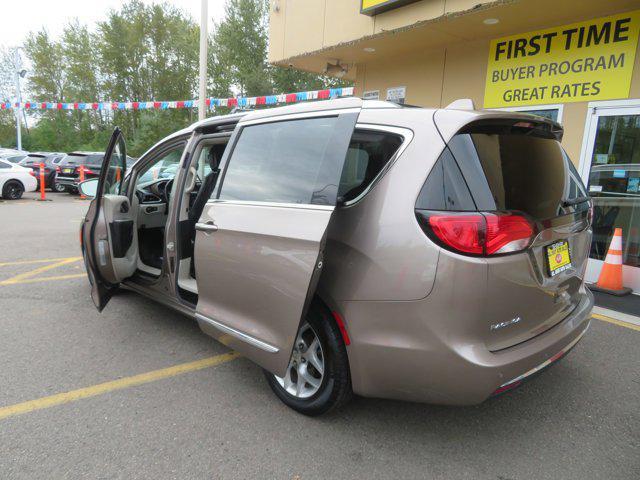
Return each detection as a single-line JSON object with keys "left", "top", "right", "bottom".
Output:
{"left": 0, "top": 0, "right": 228, "bottom": 49}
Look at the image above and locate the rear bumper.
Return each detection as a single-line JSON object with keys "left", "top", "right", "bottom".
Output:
{"left": 341, "top": 287, "right": 593, "bottom": 405}
{"left": 55, "top": 176, "right": 78, "bottom": 188}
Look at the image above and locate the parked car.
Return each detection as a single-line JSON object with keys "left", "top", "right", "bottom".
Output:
{"left": 55, "top": 152, "right": 105, "bottom": 193}
{"left": 0, "top": 158, "right": 37, "bottom": 199}
{"left": 19, "top": 152, "right": 66, "bottom": 191}
{"left": 0, "top": 150, "right": 28, "bottom": 164}
{"left": 56, "top": 152, "right": 135, "bottom": 193}
{"left": 79, "top": 98, "right": 594, "bottom": 415}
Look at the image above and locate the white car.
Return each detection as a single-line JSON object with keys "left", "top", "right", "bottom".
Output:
{"left": 0, "top": 158, "right": 37, "bottom": 199}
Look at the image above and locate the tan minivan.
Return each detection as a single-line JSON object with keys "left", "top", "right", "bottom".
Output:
{"left": 80, "top": 98, "right": 594, "bottom": 415}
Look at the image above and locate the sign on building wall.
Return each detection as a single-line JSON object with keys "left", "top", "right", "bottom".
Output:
{"left": 386, "top": 86, "right": 406, "bottom": 104}
{"left": 361, "top": 0, "right": 420, "bottom": 16}
{"left": 484, "top": 11, "right": 640, "bottom": 108}
{"left": 363, "top": 90, "right": 380, "bottom": 100}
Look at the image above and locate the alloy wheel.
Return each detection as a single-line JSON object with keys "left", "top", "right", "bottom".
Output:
{"left": 6, "top": 183, "right": 23, "bottom": 199}
{"left": 276, "top": 322, "right": 324, "bottom": 399}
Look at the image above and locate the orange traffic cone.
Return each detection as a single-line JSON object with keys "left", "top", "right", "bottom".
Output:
{"left": 590, "top": 228, "right": 631, "bottom": 296}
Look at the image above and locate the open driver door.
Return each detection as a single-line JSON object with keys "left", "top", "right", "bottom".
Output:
{"left": 81, "top": 127, "right": 138, "bottom": 311}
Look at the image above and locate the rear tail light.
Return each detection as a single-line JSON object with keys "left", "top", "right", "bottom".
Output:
{"left": 417, "top": 211, "right": 535, "bottom": 256}
{"left": 56, "top": 166, "right": 61, "bottom": 173}
{"left": 29, "top": 170, "right": 36, "bottom": 177}
{"left": 83, "top": 168, "right": 95, "bottom": 175}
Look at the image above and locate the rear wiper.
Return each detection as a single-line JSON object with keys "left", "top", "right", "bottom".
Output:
{"left": 562, "top": 196, "right": 591, "bottom": 207}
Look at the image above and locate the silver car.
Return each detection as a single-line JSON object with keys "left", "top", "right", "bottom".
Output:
{"left": 80, "top": 98, "right": 594, "bottom": 415}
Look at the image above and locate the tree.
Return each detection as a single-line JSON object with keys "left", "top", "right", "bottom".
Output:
{"left": 209, "top": 0, "right": 271, "bottom": 97}
{"left": 18, "top": 0, "right": 351, "bottom": 155}
{"left": 209, "top": 0, "right": 348, "bottom": 100}
{"left": 97, "top": 0, "right": 198, "bottom": 155}
{"left": 0, "top": 48, "right": 19, "bottom": 148}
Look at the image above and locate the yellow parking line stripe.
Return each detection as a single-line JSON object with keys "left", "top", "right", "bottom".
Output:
{"left": 592, "top": 313, "right": 640, "bottom": 332}
{"left": 0, "top": 352, "right": 239, "bottom": 421}
{"left": 0, "top": 273, "right": 87, "bottom": 285}
{"left": 0, "top": 257, "right": 81, "bottom": 267}
{"left": 0, "top": 257, "right": 81, "bottom": 285}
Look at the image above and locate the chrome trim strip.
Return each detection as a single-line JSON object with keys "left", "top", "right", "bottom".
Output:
{"left": 205, "top": 199, "right": 334, "bottom": 211}
{"left": 195, "top": 313, "right": 280, "bottom": 353}
{"left": 239, "top": 107, "right": 361, "bottom": 126}
{"left": 498, "top": 322, "right": 590, "bottom": 389}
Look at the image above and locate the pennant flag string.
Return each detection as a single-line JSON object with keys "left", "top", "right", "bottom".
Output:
{"left": 0, "top": 87, "right": 355, "bottom": 111}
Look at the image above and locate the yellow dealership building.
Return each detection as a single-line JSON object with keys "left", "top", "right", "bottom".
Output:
{"left": 269, "top": 0, "right": 640, "bottom": 293}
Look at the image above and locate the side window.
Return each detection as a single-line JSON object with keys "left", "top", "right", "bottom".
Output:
{"left": 219, "top": 116, "right": 348, "bottom": 205}
{"left": 136, "top": 145, "right": 185, "bottom": 186}
{"left": 195, "top": 143, "right": 227, "bottom": 180}
{"left": 104, "top": 137, "right": 126, "bottom": 195}
{"left": 338, "top": 129, "right": 403, "bottom": 202}
{"left": 415, "top": 146, "right": 476, "bottom": 211}
{"left": 0, "top": 161, "right": 10, "bottom": 169}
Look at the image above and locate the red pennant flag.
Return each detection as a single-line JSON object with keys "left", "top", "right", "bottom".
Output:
{"left": 286, "top": 93, "right": 297, "bottom": 103}
{"left": 227, "top": 98, "right": 238, "bottom": 107}
{"left": 153, "top": 102, "right": 161, "bottom": 109}
{"left": 74, "top": 102, "right": 79, "bottom": 109}
{"left": 41, "top": 102, "right": 47, "bottom": 109}
{"left": 56, "top": 103, "right": 63, "bottom": 109}
{"left": 256, "top": 96, "right": 266, "bottom": 105}
{"left": 318, "top": 89, "right": 330, "bottom": 99}
{"left": 176, "top": 101, "right": 185, "bottom": 108}
{"left": 92, "top": 103, "right": 99, "bottom": 110}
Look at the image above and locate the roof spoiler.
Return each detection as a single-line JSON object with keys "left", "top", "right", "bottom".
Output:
{"left": 445, "top": 99, "right": 475, "bottom": 110}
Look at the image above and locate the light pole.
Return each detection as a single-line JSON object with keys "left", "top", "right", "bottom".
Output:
{"left": 13, "top": 48, "right": 26, "bottom": 151}
{"left": 198, "top": 0, "right": 208, "bottom": 121}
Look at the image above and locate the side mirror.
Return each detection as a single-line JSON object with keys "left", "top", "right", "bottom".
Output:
{"left": 78, "top": 178, "right": 99, "bottom": 198}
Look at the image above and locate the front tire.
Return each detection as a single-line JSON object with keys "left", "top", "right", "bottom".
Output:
{"left": 264, "top": 302, "right": 352, "bottom": 416}
{"left": 2, "top": 180, "right": 24, "bottom": 200}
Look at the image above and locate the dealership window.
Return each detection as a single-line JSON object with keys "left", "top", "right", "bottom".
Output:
{"left": 493, "top": 104, "right": 563, "bottom": 124}
{"left": 587, "top": 113, "right": 640, "bottom": 268}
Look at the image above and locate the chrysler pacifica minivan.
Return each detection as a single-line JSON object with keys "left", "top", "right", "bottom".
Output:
{"left": 79, "top": 98, "right": 594, "bottom": 415}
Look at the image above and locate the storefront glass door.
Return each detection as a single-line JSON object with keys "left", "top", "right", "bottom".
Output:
{"left": 581, "top": 103, "right": 640, "bottom": 293}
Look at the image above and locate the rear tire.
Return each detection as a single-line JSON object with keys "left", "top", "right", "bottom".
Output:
{"left": 52, "top": 182, "right": 66, "bottom": 193}
{"left": 264, "top": 302, "right": 352, "bottom": 416}
{"left": 2, "top": 180, "right": 24, "bottom": 200}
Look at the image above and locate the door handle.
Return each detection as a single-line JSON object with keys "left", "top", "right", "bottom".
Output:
{"left": 195, "top": 221, "right": 218, "bottom": 233}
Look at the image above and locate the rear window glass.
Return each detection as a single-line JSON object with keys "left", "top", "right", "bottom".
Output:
{"left": 23, "top": 155, "right": 46, "bottom": 163}
{"left": 60, "top": 155, "right": 95, "bottom": 165}
{"left": 448, "top": 132, "right": 588, "bottom": 220}
{"left": 338, "top": 129, "right": 403, "bottom": 202}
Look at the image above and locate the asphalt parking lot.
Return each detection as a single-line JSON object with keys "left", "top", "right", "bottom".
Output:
{"left": 0, "top": 192, "right": 639, "bottom": 480}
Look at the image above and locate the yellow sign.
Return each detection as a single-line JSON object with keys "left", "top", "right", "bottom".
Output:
{"left": 361, "top": 0, "right": 420, "bottom": 16}
{"left": 484, "top": 11, "right": 640, "bottom": 108}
